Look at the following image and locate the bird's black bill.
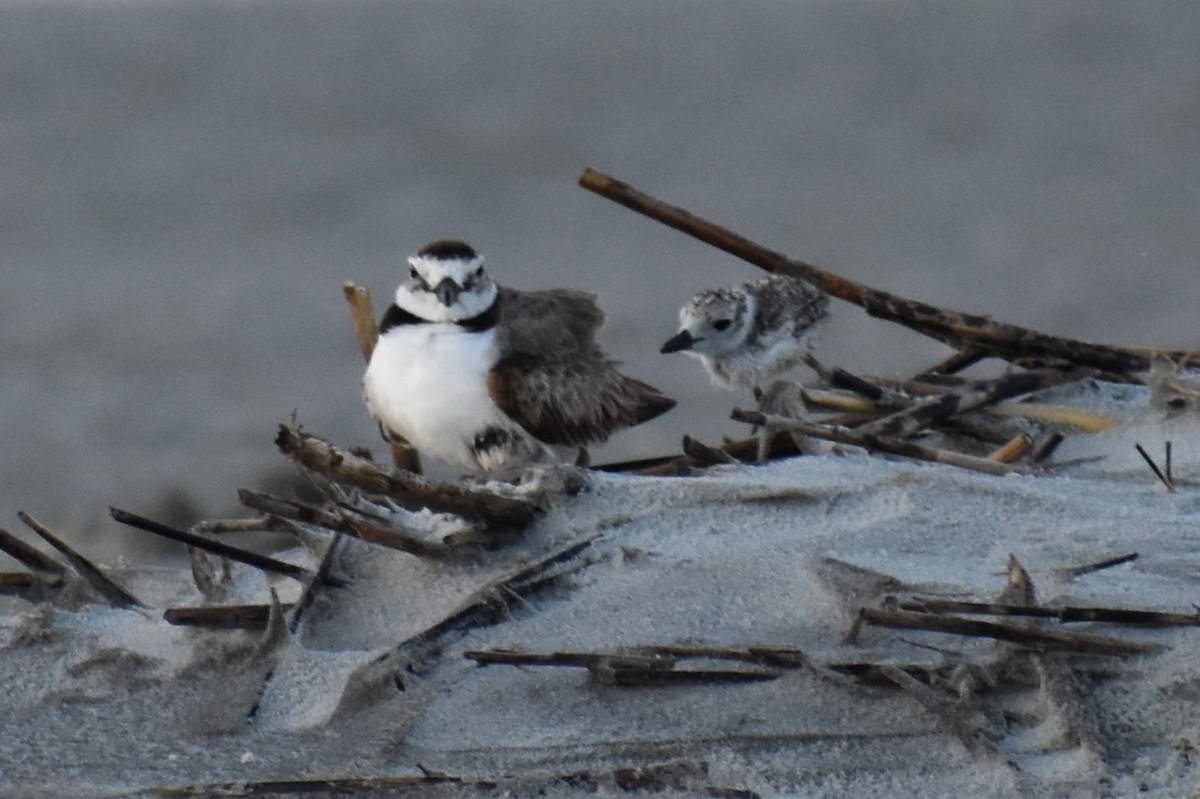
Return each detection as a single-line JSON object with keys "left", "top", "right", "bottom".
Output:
{"left": 660, "top": 329, "right": 696, "bottom": 353}
{"left": 434, "top": 277, "right": 461, "bottom": 307}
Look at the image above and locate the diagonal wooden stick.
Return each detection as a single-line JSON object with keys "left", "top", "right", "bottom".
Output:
{"left": 900, "top": 597, "right": 1199, "bottom": 627}
{"left": 0, "top": 525, "right": 68, "bottom": 578}
{"left": 109, "top": 507, "right": 314, "bottom": 583}
{"left": 857, "top": 607, "right": 1160, "bottom": 656}
{"left": 578, "top": 168, "right": 1191, "bottom": 375}
{"left": 18, "top": 511, "right": 145, "bottom": 609}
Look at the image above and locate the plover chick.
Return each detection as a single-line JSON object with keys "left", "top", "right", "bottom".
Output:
{"left": 660, "top": 274, "right": 830, "bottom": 395}
{"left": 363, "top": 239, "right": 676, "bottom": 473}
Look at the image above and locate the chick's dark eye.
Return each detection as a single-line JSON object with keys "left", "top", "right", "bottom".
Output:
{"left": 713, "top": 319, "right": 733, "bottom": 331}
{"left": 409, "top": 267, "right": 420, "bottom": 280}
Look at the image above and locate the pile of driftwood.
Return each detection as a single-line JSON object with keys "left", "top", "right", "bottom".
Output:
{"left": 578, "top": 168, "right": 1196, "bottom": 480}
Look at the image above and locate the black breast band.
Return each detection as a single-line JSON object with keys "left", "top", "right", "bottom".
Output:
{"left": 379, "top": 302, "right": 500, "bottom": 334}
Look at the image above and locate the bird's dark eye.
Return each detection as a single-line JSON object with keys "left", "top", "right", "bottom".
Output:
{"left": 409, "top": 267, "right": 420, "bottom": 280}
{"left": 713, "top": 319, "right": 733, "bottom": 331}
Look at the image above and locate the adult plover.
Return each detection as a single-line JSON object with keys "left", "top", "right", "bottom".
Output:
{"left": 660, "top": 274, "right": 829, "bottom": 394}
{"left": 363, "top": 239, "right": 676, "bottom": 473}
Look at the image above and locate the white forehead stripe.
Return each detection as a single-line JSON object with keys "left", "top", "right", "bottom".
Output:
{"left": 407, "top": 253, "right": 485, "bottom": 282}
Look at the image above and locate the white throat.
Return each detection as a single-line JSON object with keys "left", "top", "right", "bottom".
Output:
{"left": 396, "top": 281, "right": 497, "bottom": 323}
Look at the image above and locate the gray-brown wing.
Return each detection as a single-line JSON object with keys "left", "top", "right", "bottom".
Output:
{"left": 493, "top": 287, "right": 605, "bottom": 360}
{"left": 487, "top": 349, "right": 676, "bottom": 448}
{"left": 752, "top": 275, "right": 830, "bottom": 337}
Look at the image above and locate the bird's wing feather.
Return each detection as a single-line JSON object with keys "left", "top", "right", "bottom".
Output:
{"left": 493, "top": 287, "right": 604, "bottom": 359}
{"left": 753, "top": 276, "right": 830, "bottom": 336}
{"left": 488, "top": 286, "right": 673, "bottom": 447}
{"left": 488, "top": 349, "right": 675, "bottom": 448}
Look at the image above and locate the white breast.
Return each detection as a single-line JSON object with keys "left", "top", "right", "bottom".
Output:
{"left": 701, "top": 335, "right": 808, "bottom": 391}
{"left": 363, "top": 323, "right": 527, "bottom": 470}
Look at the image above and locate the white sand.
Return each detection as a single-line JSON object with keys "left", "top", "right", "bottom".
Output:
{"left": 2, "top": 383, "right": 1200, "bottom": 798}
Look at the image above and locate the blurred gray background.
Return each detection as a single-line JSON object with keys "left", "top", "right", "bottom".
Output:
{"left": 3, "top": 1, "right": 1199, "bottom": 554}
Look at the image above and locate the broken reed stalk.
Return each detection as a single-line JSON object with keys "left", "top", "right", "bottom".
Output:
{"left": 857, "top": 367, "right": 1089, "bottom": 440}
{"left": 731, "top": 409, "right": 1024, "bottom": 476}
{"left": 237, "top": 489, "right": 454, "bottom": 559}
{"left": 989, "top": 433, "right": 1033, "bottom": 463}
{"left": 1000, "top": 553, "right": 1036, "bottom": 606}
{"left": 191, "top": 518, "right": 278, "bottom": 535}
{"left": 598, "top": 431, "right": 805, "bottom": 474}
{"left": 275, "top": 425, "right": 539, "bottom": 529}
{"left": 900, "top": 598, "right": 1199, "bottom": 627}
{"left": 0, "top": 572, "right": 47, "bottom": 591}
{"left": 0, "top": 571, "right": 62, "bottom": 601}
{"left": 601, "top": 667, "right": 781, "bottom": 686}
{"left": 464, "top": 648, "right": 780, "bottom": 685}
{"left": 1054, "top": 551, "right": 1138, "bottom": 581}
{"left": 985, "top": 402, "right": 1120, "bottom": 432}
{"left": 148, "top": 774, "right": 466, "bottom": 798}
{"left": 1135, "top": 443, "right": 1175, "bottom": 492}
{"left": 0, "top": 525, "right": 68, "bottom": 578}
{"left": 149, "top": 764, "right": 750, "bottom": 798}
{"left": 379, "top": 535, "right": 600, "bottom": 673}
{"left": 466, "top": 648, "right": 672, "bottom": 670}
{"left": 680, "top": 435, "right": 738, "bottom": 466}
{"left": 163, "top": 603, "right": 295, "bottom": 629}
{"left": 875, "top": 371, "right": 1121, "bottom": 430}
{"left": 17, "top": 511, "right": 145, "bottom": 609}
{"left": 919, "top": 347, "right": 988, "bottom": 377}
{"left": 1030, "top": 431, "right": 1066, "bottom": 464}
{"left": 857, "top": 607, "right": 1161, "bottom": 656}
{"left": 286, "top": 525, "right": 350, "bottom": 635}
{"left": 109, "top": 507, "right": 313, "bottom": 582}
{"left": 578, "top": 168, "right": 1185, "bottom": 375}
{"left": 343, "top": 282, "right": 379, "bottom": 361}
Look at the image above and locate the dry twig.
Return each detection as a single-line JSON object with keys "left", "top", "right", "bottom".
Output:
{"left": 343, "top": 281, "right": 379, "bottom": 361}
{"left": 857, "top": 607, "right": 1161, "bottom": 656}
{"left": 109, "top": 507, "right": 314, "bottom": 583}
{"left": 465, "top": 647, "right": 781, "bottom": 686}
{"left": 0, "top": 525, "right": 68, "bottom": 578}
{"left": 1052, "top": 552, "right": 1138, "bottom": 581}
{"left": 899, "top": 598, "right": 1197, "bottom": 627}
{"left": 163, "top": 603, "right": 296, "bottom": 629}
{"left": 238, "top": 489, "right": 456, "bottom": 559}
{"left": 0, "top": 571, "right": 62, "bottom": 601}
{"left": 732, "top": 409, "right": 1024, "bottom": 476}
{"left": 275, "top": 425, "right": 539, "bottom": 529}
{"left": 989, "top": 433, "right": 1033, "bottom": 463}
{"left": 857, "top": 367, "right": 1088, "bottom": 440}
{"left": 18, "top": 511, "right": 145, "bottom": 609}
{"left": 1135, "top": 443, "right": 1175, "bottom": 492}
